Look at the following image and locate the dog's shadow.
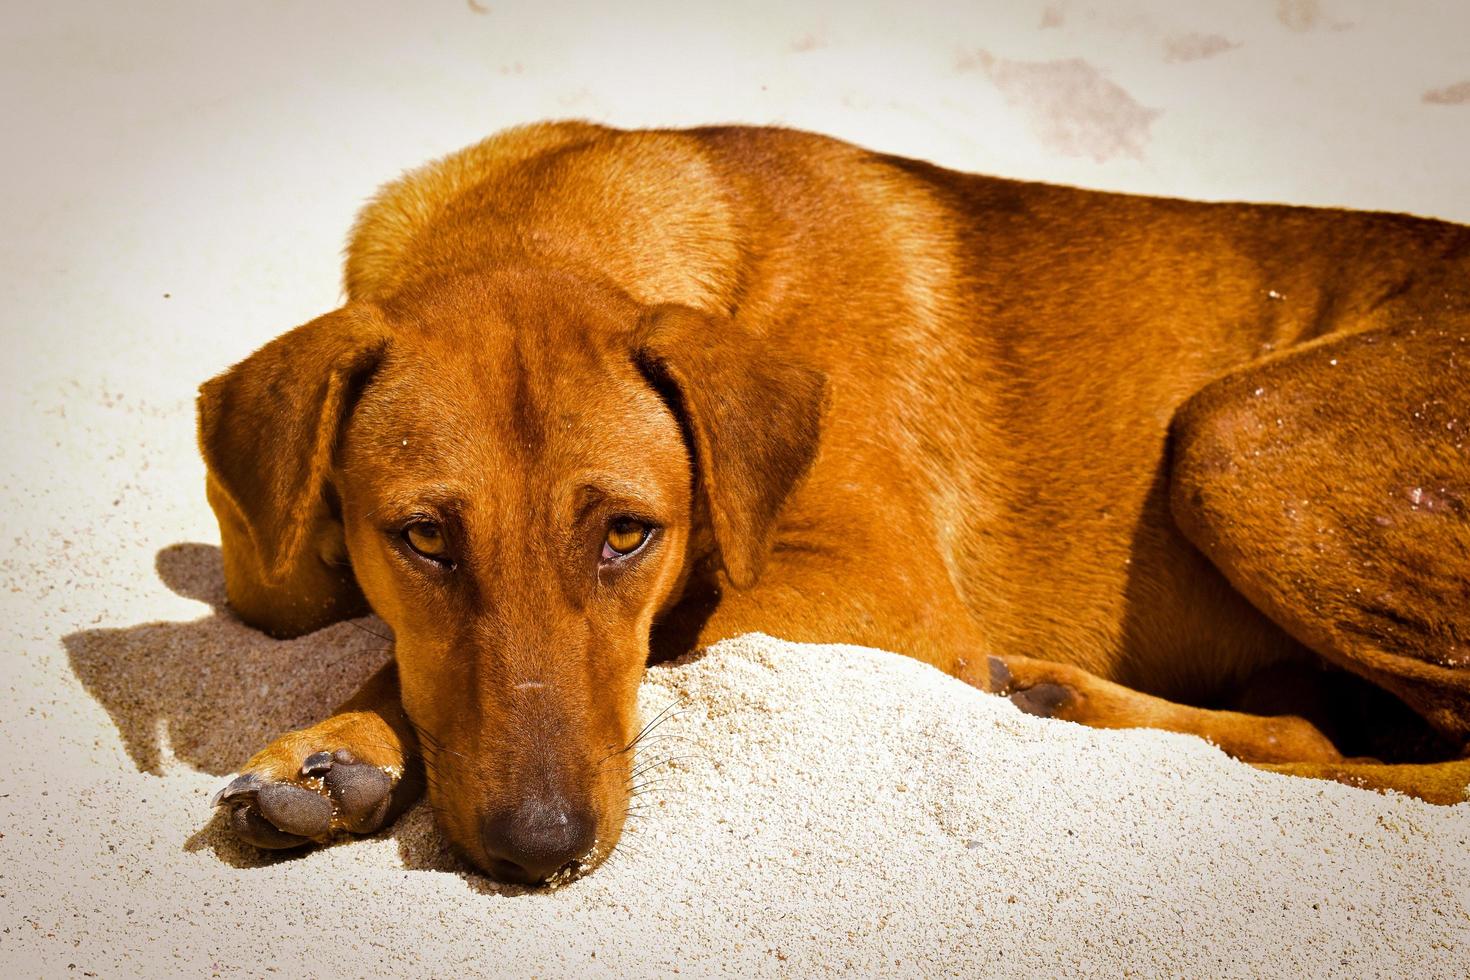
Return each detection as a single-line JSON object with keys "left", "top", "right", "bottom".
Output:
{"left": 61, "top": 542, "right": 508, "bottom": 886}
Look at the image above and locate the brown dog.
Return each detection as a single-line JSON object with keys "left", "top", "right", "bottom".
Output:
{"left": 200, "top": 121, "right": 1470, "bottom": 883}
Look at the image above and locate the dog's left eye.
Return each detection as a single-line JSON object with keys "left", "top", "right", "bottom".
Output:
{"left": 403, "top": 520, "right": 449, "bottom": 561}
{"left": 602, "top": 520, "right": 650, "bottom": 561}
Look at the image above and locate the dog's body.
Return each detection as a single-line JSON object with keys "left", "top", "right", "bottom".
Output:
{"left": 201, "top": 122, "right": 1470, "bottom": 882}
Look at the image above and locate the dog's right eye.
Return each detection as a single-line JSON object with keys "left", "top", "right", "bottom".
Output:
{"left": 403, "top": 520, "right": 449, "bottom": 562}
{"left": 602, "top": 519, "right": 651, "bottom": 561}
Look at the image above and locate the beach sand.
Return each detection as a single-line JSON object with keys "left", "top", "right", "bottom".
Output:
{"left": 4, "top": 2, "right": 1469, "bottom": 975}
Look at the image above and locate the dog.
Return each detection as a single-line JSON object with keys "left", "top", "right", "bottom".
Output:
{"left": 200, "top": 121, "right": 1470, "bottom": 884}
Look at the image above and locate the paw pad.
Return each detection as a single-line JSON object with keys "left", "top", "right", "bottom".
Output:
{"left": 211, "top": 749, "right": 402, "bottom": 850}
{"left": 1008, "top": 682, "right": 1073, "bottom": 718}
{"left": 986, "top": 656, "right": 1075, "bottom": 719}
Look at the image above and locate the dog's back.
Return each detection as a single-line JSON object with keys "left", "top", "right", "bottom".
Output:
{"left": 344, "top": 121, "right": 1470, "bottom": 701}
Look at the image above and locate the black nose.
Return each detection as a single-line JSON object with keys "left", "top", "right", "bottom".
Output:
{"left": 480, "top": 797, "right": 597, "bottom": 883}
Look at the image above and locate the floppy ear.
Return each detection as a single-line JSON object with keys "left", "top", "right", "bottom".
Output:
{"left": 637, "top": 305, "right": 827, "bottom": 589}
{"left": 197, "top": 305, "right": 389, "bottom": 637}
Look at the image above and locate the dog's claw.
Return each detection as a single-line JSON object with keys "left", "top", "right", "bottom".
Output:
{"left": 300, "top": 748, "right": 362, "bottom": 777}
{"left": 987, "top": 656, "right": 1012, "bottom": 694}
{"left": 211, "top": 771, "right": 263, "bottom": 808}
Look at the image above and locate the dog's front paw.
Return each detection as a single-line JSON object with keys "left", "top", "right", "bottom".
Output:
{"left": 212, "top": 739, "right": 414, "bottom": 850}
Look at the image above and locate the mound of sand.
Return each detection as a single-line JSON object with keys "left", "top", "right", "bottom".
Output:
{"left": 7, "top": 609, "right": 1469, "bottom": 975}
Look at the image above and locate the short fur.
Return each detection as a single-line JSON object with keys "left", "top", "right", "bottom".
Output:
{"left": 198, "top": 122, "right": 1470, "bottom": 882}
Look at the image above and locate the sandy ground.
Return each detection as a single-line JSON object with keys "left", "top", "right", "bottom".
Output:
{"left": 4, "top": 1, "right": 1470, "bottom": 976}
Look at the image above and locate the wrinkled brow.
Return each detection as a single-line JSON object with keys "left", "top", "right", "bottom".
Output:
{"left": 577, "top": 474, "right": 657, "bottom": 504}
{"left": 572, "top": 473, "right": 673, "bottom": 516}
{"left": 362, "top": 485, "right": 472, "bottom": 524}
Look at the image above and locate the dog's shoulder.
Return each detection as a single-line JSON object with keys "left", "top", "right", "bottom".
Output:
{"left": 344, "top": 122, "right": 760, "bottom": 310}
{"left": 344, "top": 120, "right": 615, "bottom": 300}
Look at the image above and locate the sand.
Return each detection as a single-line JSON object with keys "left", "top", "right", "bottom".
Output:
{"left": 7, "top": 602, "right": 1470, "bottom": 977}
{"left": 6, "top": 2, "right": 1470, "bottom": 976}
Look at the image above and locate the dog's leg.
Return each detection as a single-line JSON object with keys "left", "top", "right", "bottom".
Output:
{"left": 985, "top": 654, "right": 1342, "bottom": 763}
{"left": 685, "top": 543, "right": 996, "bottom": 677}
{"left": 693, "top": 533, "right": 1344, "bottom": 763}
{"left": 211, "top": 662, "right": 424, "bottom": 848}
{"left": 1168, "top": 317, "right": 1470, "bottom": 802}
{"left": 1253, "top": 759, "right": 1470, "bottom": 804}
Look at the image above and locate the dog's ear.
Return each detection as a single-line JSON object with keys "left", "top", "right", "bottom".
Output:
{"left": 637, "top": 305, "right": 827, "bottom": 589}
{"left": 197, "top": 305, "right": 389, "bottom": 636}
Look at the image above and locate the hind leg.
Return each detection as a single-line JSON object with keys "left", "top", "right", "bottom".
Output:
{"left": 1170, "top": 321, "right": 1470, "bottom": 802}
{"left": 1254, "top": 758, "right": 1470, "bottom": 803}
{"left": 984, "top": 654, "right": 1342, "bottom": 763}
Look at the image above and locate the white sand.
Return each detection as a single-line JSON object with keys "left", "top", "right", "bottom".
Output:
{"left": 7, "top": 613, "right": 1470, "bottom": 976}
{"left": 4, "top": 2, "right": 1470, "bottom": 976}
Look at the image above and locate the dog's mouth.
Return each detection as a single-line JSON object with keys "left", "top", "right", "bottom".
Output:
{"left": 411, "top": 709, "right": 661, "bottom": 885}
{"left": 419, "top": 759, "right": 624, "bottom": 886}
{"left": 538, "top": 838, "right": 605, "bottom": 889}
{"left": 424, "top": 803, "right": 606, "bottom": 885}
{"left": 458, "top": 827, "right": 612, "bottom": 887}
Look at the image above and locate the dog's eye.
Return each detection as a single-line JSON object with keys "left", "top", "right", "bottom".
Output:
{"left": 602, "top": 520, "right": 649, "bottom": 560}
{"left": 404, "top": 520, "right": 448, "bottom": 560}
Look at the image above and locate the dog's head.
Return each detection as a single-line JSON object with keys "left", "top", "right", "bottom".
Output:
{"left": 197, "top": 269, "right": 825, "bottom": 881}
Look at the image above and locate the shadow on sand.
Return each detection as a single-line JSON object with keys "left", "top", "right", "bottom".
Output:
{"left": 61, "top": 542, "right": 527, "bottom": 891}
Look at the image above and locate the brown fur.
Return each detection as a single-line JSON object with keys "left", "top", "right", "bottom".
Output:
{"left": 198, "top": 122, "right": 1470, "bottom": 881}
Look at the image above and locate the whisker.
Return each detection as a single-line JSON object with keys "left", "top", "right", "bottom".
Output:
{"left": 628, "top": 778, "right": 679, "bottom": 797}
{"left": 629, "top": 732, "right": 697, "bottom": 746}
{"left": 628, "top": 754, "right": 695, "bottom": 781}
{"left": 624, "top": 697, "right": 689, "bottom": 753}
{"left": 413, "top": 725, "right": 474, "bottom": 765}
{"left": 629, "top": 708, "right": 692, "bottom": 749}
{"left": 344, "top": 619, "right": 394, "bottom": 642}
